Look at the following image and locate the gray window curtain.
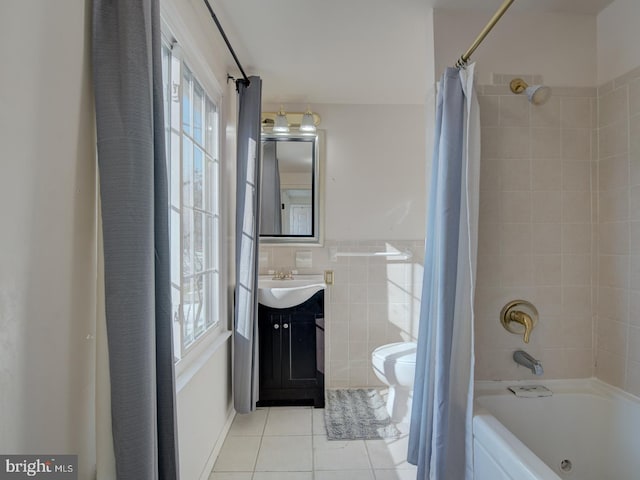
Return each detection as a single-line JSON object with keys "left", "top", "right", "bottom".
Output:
{"left": 408, "top": 65, "right": 480, "bottom": 480}
{"left": 92, "top": 1, "right": 179, "bottom": 478}
{"left": 234, "top": 76, "right": 263, "bottom": 414}
{"left": 260, "top": 141, "right": 282, "bottom": 235}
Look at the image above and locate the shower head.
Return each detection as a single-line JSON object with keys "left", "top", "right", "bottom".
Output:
{"left": 510, "top": 78, "right": 551, "bottom": 106}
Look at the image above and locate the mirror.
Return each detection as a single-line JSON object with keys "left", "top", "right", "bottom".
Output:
{"left": 260, "top": 132, "right": 322, "bottom": 245}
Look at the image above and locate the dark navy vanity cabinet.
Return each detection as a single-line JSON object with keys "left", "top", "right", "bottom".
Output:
{"left": 257, "top": 290, "right": 325, "bottom": 408}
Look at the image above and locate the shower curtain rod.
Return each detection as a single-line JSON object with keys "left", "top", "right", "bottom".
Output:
{"left": 202, "top": 0, "right": 251, "bottom": 87}
{"left": 455, "top": 0, "right": 516, "bottom": 69}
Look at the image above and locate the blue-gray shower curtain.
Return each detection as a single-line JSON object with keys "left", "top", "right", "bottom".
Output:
{"left": 234, "top": 76, "right": 263, "bottom": 414}
{"left": 408, "top": 64, "right": 480, "bottom": 480}
{"left": 92, "top": 0, "right": 179, "bottom": 478}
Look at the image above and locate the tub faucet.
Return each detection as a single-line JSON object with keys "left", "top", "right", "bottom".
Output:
{"left": 513, "top": 350, "right": 543, "bottom": 376}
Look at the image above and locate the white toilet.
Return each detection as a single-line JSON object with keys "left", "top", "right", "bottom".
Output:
{"left": 371, "top": 342, "right": 417, "bottom": 424}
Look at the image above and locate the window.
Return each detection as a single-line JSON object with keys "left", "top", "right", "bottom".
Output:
{"left": 162, "top": 42, "right": 221, "bottom": 362}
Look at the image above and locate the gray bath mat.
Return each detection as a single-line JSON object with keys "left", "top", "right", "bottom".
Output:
{"left": 324, "top": 389, "right": 401, "bottom": 440}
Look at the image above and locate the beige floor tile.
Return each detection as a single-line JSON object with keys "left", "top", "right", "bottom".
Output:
{"left": 313, "top": 435, "right": 371, "bottom": 470}
{"left": 253, "top": 473, "right": 313, "bottom": 480}
{"left": 312, "top": 408, "right": 326, "bottom": 435}
{"left": 373, "top": 469, "right": 417, "bottom": 480}
{"left": 255, "top": 435, "right": 313, "bottom": 471}
{"left": 365, "top": 435, "right": 414, "bottom": 470}
{"left": 264, "top": 407, "right": 312, "bottom": 436}
{"left": 208, "top": 473, "right": 253, "bottom": 480}
{"left": 213, "top": 436, "right": 261, "bottom": 472}
{"left": 228, "top": 408, "right": 268, "bottom": 436}
{"left": 314, "top": 470, "right": 375, "bottom": 480}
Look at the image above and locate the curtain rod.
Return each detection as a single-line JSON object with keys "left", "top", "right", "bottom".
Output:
{"left": 202, "top": 0, "right": 251, "bottom": 88}
{"left": 455, "top": 0, "right": 516, "bottom": 69}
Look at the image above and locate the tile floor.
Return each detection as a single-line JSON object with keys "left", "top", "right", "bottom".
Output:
{"left": 209, "top": 406, "right": 417, "bottom": 480}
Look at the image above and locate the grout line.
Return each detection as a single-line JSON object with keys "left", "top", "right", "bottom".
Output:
{"left": 625, "top": 81, "right": 632, "bottom": 390}
{"left": 251, "top": 407, "right": 270, "bottom": 477}
{"left": 362, "top": 435, "right": 377, "bottom": 479}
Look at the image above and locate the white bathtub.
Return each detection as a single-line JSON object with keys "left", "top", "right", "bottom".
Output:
{"left": 473, "top": 379, "right": 640, "bottom": 480}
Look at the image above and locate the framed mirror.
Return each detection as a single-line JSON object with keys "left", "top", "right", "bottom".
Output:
{"left": 259, "top": 132, "right": 323, "bottom": 245}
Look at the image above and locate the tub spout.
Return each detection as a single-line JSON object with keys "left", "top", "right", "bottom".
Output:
{"left": 513, "top": 350, "right": 543, "bottom": 376}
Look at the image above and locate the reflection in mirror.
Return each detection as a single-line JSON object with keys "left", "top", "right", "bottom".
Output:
{"left": 260, "top": 133, "right": 321, "bottom": 244}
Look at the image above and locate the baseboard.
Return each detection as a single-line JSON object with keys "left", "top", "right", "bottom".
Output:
{"left": 199, "top": 406, "right": 236, "bottom": 480}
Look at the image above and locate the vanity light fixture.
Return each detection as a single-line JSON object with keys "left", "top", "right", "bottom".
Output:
{"left": 299, "top": 105, "right": 316, "bottom": 132}
{"left": 273, "top": 106, "right": 290, "bottom": 133}
{"left": 261, "top": 109, "right": 321, "bottom": 131}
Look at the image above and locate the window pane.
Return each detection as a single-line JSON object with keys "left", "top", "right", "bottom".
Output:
{"left": 170, "top": 131, "right": 181, "bottom": 202}
{"left": 213, "top": 215, "right": 220, "bottom": 271}
{"left": 182, "top": 68, "right": 192, "bottom": 135}
{"left": 205, "top": 214, "right": 213, "bottom": 270}
{"left": 206, "top": 99, "right": 217, "bottom": 152}
{"left": 182, "top": 209, "right": 193, "bottom": 277}
{"left": 171, "top": 285, "right": 181, "bottom": 360}
{"left": 193, "top": 147, "right": 203, "bottom": 210}
{"left": 170, "top": 208, "right": 180, "bottom": 287}
{"left": 182, "top": 276, "right": 194, "bottom": 346}
{"left": 193, "top": 82, "right": 204, "bottom": 144}
{"left": 183, "top": 137, "right": 193, "bottom": 208}
{"left": 211, "top": 158, "right": 219, "bottom": 215}
{"left": 170, "top": 53, "right": 181, "bottom": 131}
{"left": 194, "top": 211, "right": 203, "bottom": 273}
{"left": 205, "top": 272, "right": 218, "bottom": 328}
{"left": 193, "top": 274, "right": 205, "bottom": 337}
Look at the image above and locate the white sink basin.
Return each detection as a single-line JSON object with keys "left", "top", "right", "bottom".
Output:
{"left": 258, "top": 274, "right": 326, "bottom": 309}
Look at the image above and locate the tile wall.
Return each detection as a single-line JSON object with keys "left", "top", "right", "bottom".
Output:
{"left": 259, "top": 240, "right": 424, "bottom": 388}
{"left": 595, "top": 65, "right": 640, "bottom": 395}
{"left": 474, "top": 74, "right": 597, "bottom": 380}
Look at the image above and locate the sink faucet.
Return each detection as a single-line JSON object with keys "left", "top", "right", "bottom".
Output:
{"left": 513, "top": 350, "right": 543, "bottom": 375}
{"left": 272, "top": 270, "right": 294, "bottom": 280}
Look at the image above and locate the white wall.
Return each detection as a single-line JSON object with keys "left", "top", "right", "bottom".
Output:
{"left": 597, "top": 0, "right": 640, "bottom": 84}
{"left": 176, "top": 342, "right": 233, "bottom": 479}
{"left": 434, "top": 10, "right": 597, "bottom": 86}
{"left": 264, "top": 103, "right": 428, "bottom": 241}
{"left": 0, "top": 1, "right": 97, "bottom": 477}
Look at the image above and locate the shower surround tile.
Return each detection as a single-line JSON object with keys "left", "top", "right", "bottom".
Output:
{"left": 475, "top": 76, "right": 595, "bottom": 381}
{"left": 594, "top": 64, "right": 640, "bottom": 395}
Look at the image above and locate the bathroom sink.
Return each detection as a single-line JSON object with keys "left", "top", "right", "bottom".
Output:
{"left": 258, "top": 274, "right": 326, "bottom": 309}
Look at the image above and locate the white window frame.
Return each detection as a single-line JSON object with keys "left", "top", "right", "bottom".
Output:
{"left": 161, "top": 33, "right": 226, "bottom": 373}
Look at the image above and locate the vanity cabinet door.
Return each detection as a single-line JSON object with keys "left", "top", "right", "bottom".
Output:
{"left": 258, "top": 312, "right": 283, "bottom": 390}
{"left": 282, "top": 311, "right": 318, "bottom": 388}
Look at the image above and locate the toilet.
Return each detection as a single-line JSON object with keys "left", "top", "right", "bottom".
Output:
{"left": 371, "top": 342, "right": 417, "bottom": 424}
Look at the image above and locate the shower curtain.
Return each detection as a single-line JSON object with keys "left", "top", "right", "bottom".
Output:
{"left": 408, "top": 64, "right": 480, "bottom": 480}
{"left": 92, "top": 0, "right": 179, "bottom": 477}
{"left": 234, "top": 76, "right": 263, "bottom": 414}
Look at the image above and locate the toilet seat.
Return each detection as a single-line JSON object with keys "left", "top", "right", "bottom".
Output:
{"left": 372, "top": 342, "right": 417, "bottom": 365}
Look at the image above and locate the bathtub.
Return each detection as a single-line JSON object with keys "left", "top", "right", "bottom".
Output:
{"left": 473, "top": 379, "right": 640, "bottom": 480}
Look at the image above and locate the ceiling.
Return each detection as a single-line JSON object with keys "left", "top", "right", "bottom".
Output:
{"left": 212, "top": 0, "right": 614, "bottom": 105}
